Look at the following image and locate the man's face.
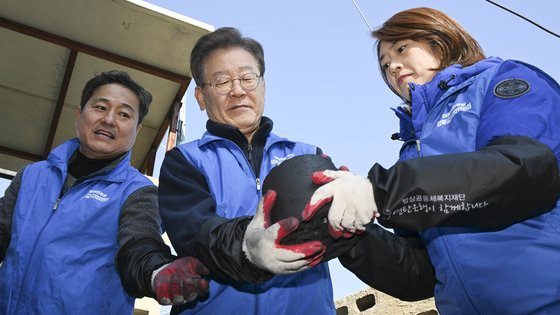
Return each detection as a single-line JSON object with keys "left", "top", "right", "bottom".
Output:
{"left": 379, "top": 39, "right": 440, "bottom": 101}
{"left": 194, "top": 47, "right": 265, "bottom": 139}
{"left": 75, "top": 83, "right": 141, "bottom": 159}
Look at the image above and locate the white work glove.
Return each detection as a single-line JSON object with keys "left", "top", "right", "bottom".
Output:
{"left": 310, "top": 169, "right": 379, "bottom": 236}
{"left": 242, "top": 190, "right": 326, "bottom": 274}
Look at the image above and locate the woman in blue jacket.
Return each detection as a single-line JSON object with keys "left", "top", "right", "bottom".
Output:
{"left": 311, "top": 7, "right": 560, "bottom": 314}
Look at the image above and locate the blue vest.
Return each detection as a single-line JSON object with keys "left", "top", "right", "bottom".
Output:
{"left": 177, "top": 131, "right": 335, "bottom": 314}
{"left": 0, "top": 138, "right": 153, "bottom": 314}
{"left": 397, "top": 58, "right": 560, "bottom": 314}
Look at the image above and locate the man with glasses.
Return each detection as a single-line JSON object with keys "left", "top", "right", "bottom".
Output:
{"left": 158, "top": 27, "right": 336, "bottom": 314}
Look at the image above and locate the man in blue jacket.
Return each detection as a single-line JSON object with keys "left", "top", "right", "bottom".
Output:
{"left": 0, "top": 70, "right": 209, "bottom": 314}
{"left": 158, "top": 27, "right": 335, "bottom": 314}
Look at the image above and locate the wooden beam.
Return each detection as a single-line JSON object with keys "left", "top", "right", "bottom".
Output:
{"left": 43, "top": 49, "right": 77, "bottom": 158}
{"left": 140, "top": 80, "right": 190, "bottom": 174}
{"left": 0, "top": 16, "right": 188, "bottom": 84}
{"left": 0, "top": 168, "right": 17, "bottom": 180}
{"left": 0, "top": 146, "right": 42, "bottom": 162}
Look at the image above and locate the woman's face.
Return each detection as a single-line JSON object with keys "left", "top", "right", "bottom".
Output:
{"left": 379, "top": 39, "right": 440, "bottom": 101}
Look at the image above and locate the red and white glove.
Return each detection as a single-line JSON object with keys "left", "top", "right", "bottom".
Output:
{"left": 151, "top": 256, "right": 209, "bottom": 305}
{"left": 310, "top": 169, "right": 379, "bottom": 236}
{"left": 242, "top": 190, "right": 326, "bottom": 274}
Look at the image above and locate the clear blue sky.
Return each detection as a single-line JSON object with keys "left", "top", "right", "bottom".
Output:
{"left": 1, "top": 0, "right": 559, "bottom": 301}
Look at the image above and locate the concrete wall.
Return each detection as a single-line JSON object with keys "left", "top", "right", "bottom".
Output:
{"left": 335, "top": 287, "right": 438, "bottom": 315}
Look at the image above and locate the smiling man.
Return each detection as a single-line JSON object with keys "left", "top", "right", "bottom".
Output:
{"left": 0, "top": 70, "right": 209, "bottom": 314}
{"left": 158, "top": 27, "right": 336, "bottom": 314}
{"left": 75, "top": 82, "right": 141, "bottom": 159}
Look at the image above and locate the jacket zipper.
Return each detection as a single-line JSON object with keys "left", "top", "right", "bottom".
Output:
{"left": 53, "top": 198, "right": 61, "bottom": 210}
{"left": 247, "top": 143, "right": 261, "bottom": 191}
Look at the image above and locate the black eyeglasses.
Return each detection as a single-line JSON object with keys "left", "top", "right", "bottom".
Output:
{"left": 203, "top": 73, "right": 262, "bottom": 95}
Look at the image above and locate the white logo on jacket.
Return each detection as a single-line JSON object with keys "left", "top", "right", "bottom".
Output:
{"left": 271, "top": 154, "right": 295, "bottom": 166}
{"left": 437, "top": 102, "right": 472, "bottom": 127}
{"left": 81, "top": 189, "right": 110, "bottom": 202}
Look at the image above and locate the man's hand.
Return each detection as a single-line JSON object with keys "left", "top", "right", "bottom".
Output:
{"left": 310, "top": 170, "right": 379, "bottom": 236}
{"left": 152, "top": 256, "right": 209, "bottom": 305}
{"left": 242, "top": 190, "right": 326, "bottom": 274}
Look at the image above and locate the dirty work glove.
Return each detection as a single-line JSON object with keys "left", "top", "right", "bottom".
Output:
{"left": 242, "top": 190, "right": 326, "bottom": 274}
{"left": 151, "top": 256, "right": 210, "bottom": 305}
{"left": 310, "top": 170, "right": 379, "bottom": 236}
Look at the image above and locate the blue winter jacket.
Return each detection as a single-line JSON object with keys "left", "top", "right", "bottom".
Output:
{"left": 396, "top": 57, "right": 560, "bottom": 314}
{"left": 0, "top": 138, "right": 153, "bottom": 314}
{"left": 175, "top": 131, "right": 335, "bottom": 314}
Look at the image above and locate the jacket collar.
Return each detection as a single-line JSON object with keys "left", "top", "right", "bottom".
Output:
{"left": 47, "top": 138, "right": 132, "bottom": 183}
{"left": 411, "top": 57, "right": 503, "bottom": 114}
{"left": 201, "top": 116, "right": 273, "bottom": 147}
{"left": 395, "top": 57, "right": 503, "bottom": 140}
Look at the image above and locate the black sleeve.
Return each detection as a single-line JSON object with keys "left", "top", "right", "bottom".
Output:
{"left": 116, "top": 185, "right": 174, "bottom": 298}
{"left": 0, "top": 168, "right": 23, "bottom": 262}
{"left": 371, "top": 136, "right": 560, "bottom": 231}
{"left": 339, "top": 224, "right": 435, "bottom": 301}
{"left": 158, "top": 148, "right": 272, "bottom": 284}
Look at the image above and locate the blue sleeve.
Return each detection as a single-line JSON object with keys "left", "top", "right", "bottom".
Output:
{"left": 477, "top": 60, "right": 560, "bottom": 161}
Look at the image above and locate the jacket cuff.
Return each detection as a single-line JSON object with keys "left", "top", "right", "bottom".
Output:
{"left": 116, "top": 238, "right": 174, "bottom": 298}
{"left": 194, "top": 216, "right": 274, "bottom": 283}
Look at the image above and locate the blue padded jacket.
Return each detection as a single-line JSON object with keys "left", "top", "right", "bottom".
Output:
{"left": 0, "top": 138, "right": 153, "bottom": 314}
{"left": 174, "top": 131, "right": 335, "bottom": 314}
{"left": 396, "top": 57, "right": 560, "bottom": 314}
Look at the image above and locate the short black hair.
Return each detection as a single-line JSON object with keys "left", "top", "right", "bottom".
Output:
{"left": 80, "top": 70, "right": 152, "bottom": 124}
{"left": 190, "top": 27, "right": 265, "bottom": 87}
